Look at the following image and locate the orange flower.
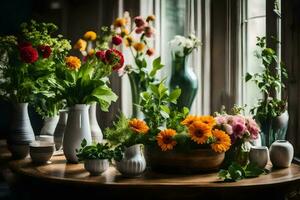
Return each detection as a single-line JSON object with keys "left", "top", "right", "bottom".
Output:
{"left": 73, "top": 39, "right": 87, "bottom": 51}
{"left": 198, "top": 116, "right": 216, "bottom": 127}
{"left": 133, "top": 42, "right": 145, "bottom": 52}
{"left": 211, "top": 129, "right": 231, "bottom": 153}
{"left": 124, "top": 36, "right": 134, "bottom": 47}
{"left": 146, "top": 15, "right": 156, "bottom": 22}
{"left": 156, "top": 129, "right": 177, "bottom": 151}
{"left": 181, "top": 115, "right": 200, "bottom": 127}
{"left": 83, "top": 31, "right": 97, "bottom": 41}
{"left": 188, "top": 121, "right": 212, "bottom": 144}
{"left": 66, "top": 56, "right": 81, "bottom": 70}
{"left": 121, "top": 28, "right": 129, "bottom": 36}
{"left": 114, "top": 18, "right": 127, "bottom": 27}
{"left": 129, "top": 118, "right": 149, "bottom": 134}
{"left": 88, "top": 49, "right": 95, "bottom": 56}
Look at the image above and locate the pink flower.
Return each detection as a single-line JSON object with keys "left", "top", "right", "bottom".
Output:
{"left": 232, "top": 122, "right": 246, "bottom": 138}
{"left": 144, "top": 26, "right": 155, "bottom": 38}
{"left": 134, "top": 16, "right": 146, "bottom": 27}
{"left": 112, "top": 35, "right": 122, "bottom": 46}
{"left": 135, "top": 26, "right": 144, "bottom": 34}
{"left": 246, "top": 118, "right": 260, "bottom": 140}
{"left": 215, "top": 115, "right": 227, "bottom": 125}
{"left": 223, "top": 124, "right": 233, "bottom": 135}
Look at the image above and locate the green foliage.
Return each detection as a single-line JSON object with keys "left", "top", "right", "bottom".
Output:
{"left": 96, "top": 26, "right": 115, "bottom": 50}
{"left": 76, "top": 139, "right": 115, "bottom": 161}
{"left": 104, "top": 113, "right": 143, "bottom": 147}
{"left": 245, "top": 36, "right": 288, "bottom": 121}
{"left": 218, "top": 162, "right": 266, "bottom": 182}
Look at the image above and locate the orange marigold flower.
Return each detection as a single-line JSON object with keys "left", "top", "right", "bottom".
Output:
{"left": 198, "top": 116, "right": 216, "bottom": 127}
{"left": 121, "top": 28, "right": 129, "bottom": 36}
{"left": 129, "top": 118, "right": 149, "bottom": 134}
{"left": 189, "top": 121, "right": 212, "bottom": 144}
{"left": 73, "top": 39, "right": 87, "bottom": 51}
{"left": 156, "top": 129, "right": 177, "bottom": 151}
{"left": 83, "top": 31, "right": 97, "bottom": 41}
{"left": 211, "top": 129, "right": 231, "bottom": 153}
{"left": 181, "top": 115, "right": 200, "bottom": 127}
{"left": 114, "top": 18, "right": 127, "bottom": 27}
{"left": 146, "top": 15, "right": 156, "bottom": 22}
{"left": 124, "top": 36, "right": 134, "bottom": 47}
{"left": 88, "top": 49, "right": 95, "bottom": 56}
{"left": 66, "top": 56, "right": 81, "bottom": 70}
{"left": 133, "top": 42, "right": 145, "bottom": 52}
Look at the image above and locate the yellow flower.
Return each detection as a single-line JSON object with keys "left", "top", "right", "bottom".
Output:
{"left": 114, "top": 18, "right": 127, "bottom": 27}
{"left": 133, "top": 42, "right": 145, "bottom": 52}
{"left": 88, "top": 49, "right": 95, "bottom": 56}
{"left": 121, "top": 28, "right": 130, "bottom": 36}
{"left": 156, "top": 129, "right": 177, "bottom": 151}
{"left": 129, "top": 118, "right": 149, "bottom": 134}
{"left": 211, "top": 129, "right": 231, "bottom": 153}
{"left": 73, "top": 39, "right": 87, "bottom": 51}
{"left": 83, "top": 31, "right": 97, "bottom": 41}
{"left": 198, "top": 116, "right": 216, "bottom": 127}
{"left": 124, "top": 36, "right": 134, "bottom": 47}
{"left": 146, "top": 15, "right": 156, "bottom": 22}
{"left": 66, "top": 56, "right": 81, "bottom": 70}
{"left": 188, "top": 121, "right": 212, "bottom": 144}
{"left": 181, "top": 115, "right": 200, "bottom": 127}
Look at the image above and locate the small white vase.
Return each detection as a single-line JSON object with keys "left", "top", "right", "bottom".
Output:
{"left": 249, "top": 146, "right": 269, "bottom": 168}
{"left": 40, "top": 116, "right": 59, "bottom": 136}
{"left": 84, "top": 159, "right": 109, "bottom": 176}
{"left": 270, "top": 140, "right": 294, "bottom": 168}
{"left": 54, "top": 110, "right": 68, "bottom": 150}
{"left": 116, "top": 144, "right": 146, "bottom": 177}
{"left": 63, "top": 104, "right": 92, "bottom": 163}
{"left": 89, "top": 102, "right": 103, "bottom": 143}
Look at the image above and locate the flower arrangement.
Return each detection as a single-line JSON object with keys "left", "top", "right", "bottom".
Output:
{"left": 169, "top": 34, "right": 201, "bottom": 57}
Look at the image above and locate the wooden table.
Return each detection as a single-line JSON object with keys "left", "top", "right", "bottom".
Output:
{"left": 6, "top": 153, "right": 300, "bottom": 200}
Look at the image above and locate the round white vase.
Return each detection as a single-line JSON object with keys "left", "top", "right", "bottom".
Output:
{"left": 54, "top": 110, "right": 68, "bottom": 150}
{"left": 116, "top": 144, "right": 146, "bottom": 177}
{"left": 63, "top": 104, "right": 92, "bottom": 163}
{"left": 84, "top": 159, "right": 109, "bottom": 176}
{"left": 249, "top": 146, "right": 269, "bottom": 168}
{"left": 40, "top": 116, "right": 59, "bottom": 136}
{"left": 270, "top": 140, "right": 294, "bottom": 168}
{"left": 89, "top": 102, "right": 103, "bottom": 143}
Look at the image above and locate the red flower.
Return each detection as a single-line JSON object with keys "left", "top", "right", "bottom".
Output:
{"left": 144, "top": 26, "right": 155, "bottom": 38}
{"left": 134, "top": 16, "right": 146, "bottom": 27}
{"left": 95, "top": 50, "right": 106, "bottom": 62}
{"left": 146, "top": 48, "right": 155, "bottom": 56}
{"left": 20, "top": 46, "right": 38, "bottom": 63}
{"left": 38, "top": 45, "right": 52, "bottom": 58}
{"left": 105, "top": 49, "right": 124, "bottom": 71}
{"left": 18, "top": 41, "right": 32, "bottom": 49}
{"left": 112, "top": 35, "right": 123, "bottom": 46}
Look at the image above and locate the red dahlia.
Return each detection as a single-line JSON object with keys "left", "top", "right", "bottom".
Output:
{"left": 95, "top": 50, "right": 106, "bottom": 62}
{"left": 105, "top": 49, "right": 124, "bottom": 71}
{"left": 20, "top": 46, "right": 38, "bottom": 63}
{"left": 112, "top": 35, "right": 123, "bottom": 46}
{"left": 38, "top": 45, "right": 52, "bottom": 58}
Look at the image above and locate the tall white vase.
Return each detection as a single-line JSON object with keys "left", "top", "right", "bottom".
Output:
{"left": 116, "top": 144, "right": 146, "bottom": 177}
{"left": 40, "top": 116, "right": 59, "bottom": 136}
{"left": 89, "top": 102, "right": 103, "bottom": 143}
{"left": 54, "top": 110, "right": 68, "bottom": 150}
{"left": 63, "top": 104, "right": 92, "bottom": 163}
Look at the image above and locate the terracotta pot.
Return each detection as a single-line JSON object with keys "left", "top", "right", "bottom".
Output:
{"left": 145, "top": 146, "right": 225, "bottom": 173}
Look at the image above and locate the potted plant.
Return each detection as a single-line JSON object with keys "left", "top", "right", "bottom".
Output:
{"left": 246, "top": 37, "right": 288, "bottom": 147}
{"left": 104, "top": 113, "right": 148, "bottom": 177}
{"left": 169, "top": 34, "right": 201, "bottom": 110}
{"left": 76, "top": 139, "right": 114, "bottom": 176}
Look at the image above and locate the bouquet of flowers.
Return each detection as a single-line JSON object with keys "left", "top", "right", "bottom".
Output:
{"left": 169, "top": 34, "right": 201, "bottom": 57}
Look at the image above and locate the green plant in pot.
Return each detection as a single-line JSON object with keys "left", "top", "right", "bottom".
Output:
{"left": 76, "top": 139, "right": 115, "bottom": 176}
{"left": 245, "top": 37, "right": 288, "bottom": 147}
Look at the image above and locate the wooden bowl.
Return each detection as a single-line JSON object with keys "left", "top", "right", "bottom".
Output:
{"left": 145, "top": 146, "right": 225, "bottom": 174}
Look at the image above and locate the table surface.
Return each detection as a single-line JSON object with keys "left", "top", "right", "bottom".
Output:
{"left": 7, "top": 152, "right": 300, "bottom": 189}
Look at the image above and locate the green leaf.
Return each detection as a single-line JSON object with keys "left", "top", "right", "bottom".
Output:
{"left": 169, "top": 88, "right": 181, "bottom": 102}
{"left": 245, "top": 73, "right": 252, "bottom": 82}
{"left": 150, "top": 57, "right": 164, "bottom": 77}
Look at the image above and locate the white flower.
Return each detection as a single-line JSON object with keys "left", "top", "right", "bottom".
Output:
{"left": 169, "top": 34, "right": 201, "bottom": 57}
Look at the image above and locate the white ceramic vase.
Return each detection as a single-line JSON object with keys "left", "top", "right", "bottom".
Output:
{"left": 63, "top": 104, "right": 92, "bottom": 163}
{"left": 40, "top": 116, "right": 59, "bottom": 136}
{"left": 89, "top": 102, "right": 103, "bottom": 143}
{"left": 54, "top": 110, "right": 68, "bottom": 150}
{"left": 249, "top": 146, "right": 269, "bottom": 168}
{"left": 116, "top": 144, "right": 146, "bottom": 177}
{"left": 84, "top": 159, "right": 109, "bottom": 176}
{"left": 270, "top": 140, "right": 294, "bottom": 168}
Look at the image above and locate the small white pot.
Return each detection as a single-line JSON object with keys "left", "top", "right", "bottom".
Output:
{"left": 270, "top": 140, "right": 294, "bottom": 168}
{"left": 116, "top": 144, "right": 146, "bottom": 177}
{"left": 84, "top": 159, "right": 109, "bottom": 176}
{"left": 249, "top": 146, "right": 269, "bottom": 168}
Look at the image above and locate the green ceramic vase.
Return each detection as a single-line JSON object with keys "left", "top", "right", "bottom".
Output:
{"left": 169, "top": 54, "right": 198, "bottom": 110}
{"left": 128, "top": 73, "right": 146, "bottom": 118}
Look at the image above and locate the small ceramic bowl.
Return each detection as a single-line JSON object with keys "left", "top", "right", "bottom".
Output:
{"left": 29, "top": 141, "right": 55, "bottom": 164}
{"left": 35, "top": 135, "right": 54, "bottom": 143}
{"left": 8, "top": 144, "right": 30, "bottom": 159}
{"left": 84, "top": 159, "right": 109, "bottom": 176}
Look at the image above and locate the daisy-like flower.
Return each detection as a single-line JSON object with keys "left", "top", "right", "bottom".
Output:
{"left": 188, "top": 121, "right": 212, "bottom": 144}
{"left": 198, "top": 116, "right": 216, "bottom": 127}
{"left": 129, "top": 118, "right": 149, "bottom": 134}
{"left": 124, "top": 36, "right": 134, "bottom": 47}
{"left": 83, "top": 31, "right": 97, "bottom": 41}
{"left": 133, "top": 42, "right": 145, "bottom": 52}
{"left": 181, "top": 115, "right": 200, "bottom": 127}
{"left": 114, "top": 18, "right": 127, "bottom": 27}
{"left": 211, "top": 129, "right": 231, "bottom": 153}
{"left": 156, "top": 129, "right": 177, "bottom": 151}
{"left": 65, "top": 56, "right": 81, "bottom": 70}
{"left": 73, "top": 39, "right": 87, "bottom": 51}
